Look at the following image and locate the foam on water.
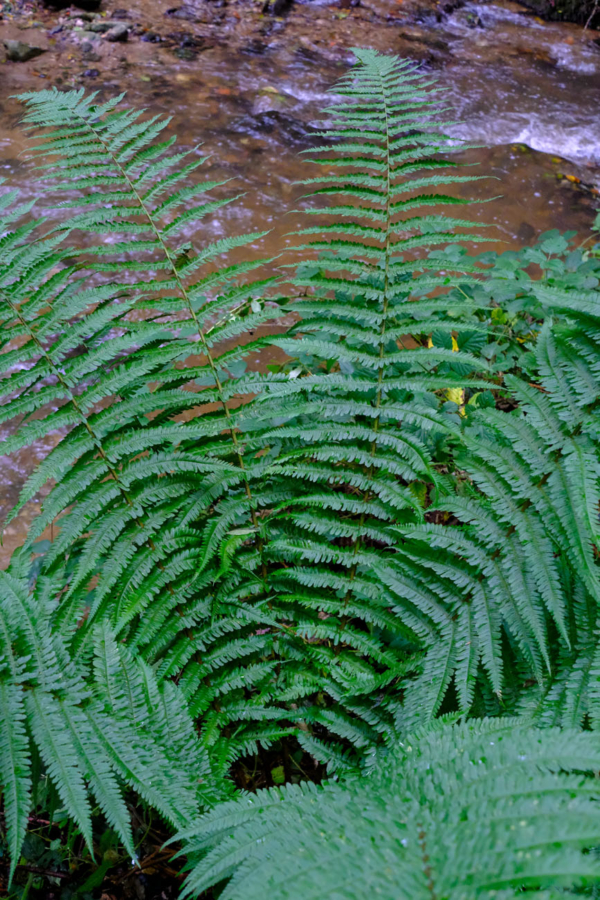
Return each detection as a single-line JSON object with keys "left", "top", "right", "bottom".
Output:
{"left": 439, "top": 2, "right": 600, "bottom": 167}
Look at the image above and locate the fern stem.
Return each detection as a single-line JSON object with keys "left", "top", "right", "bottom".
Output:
{"left": 62, "top": 110, "right": 268, "bottom": 581}
{"left": 0, "top": 290, "right": 135, "bottom": 507}
{"left": 87, "top": 120, "right": 260, "bottom": 512}
{"left": 417, "top": 825, "right": 438, "bottom": 900}
{"left": 343, "top": 63, "right": 395, "bottom": 604}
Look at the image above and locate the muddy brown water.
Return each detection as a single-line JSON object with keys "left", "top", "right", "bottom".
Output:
{"left": 1, "top": 0, "right": 599, "bottom": 567}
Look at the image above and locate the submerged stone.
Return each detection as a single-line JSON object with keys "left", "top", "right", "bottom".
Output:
{"left": 104, "top": 23, "right": 129, "bottom": 41}
{"left": 3, "top": 40, "right": 46, "bottom": 61}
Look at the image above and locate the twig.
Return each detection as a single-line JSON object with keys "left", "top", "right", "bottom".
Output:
{"left": 11, "top": 864, "right": 68, "bottom": 880}
{"left": 584, "top": 0, "right": 599, "bottom": 30}
{"left": 28, "top": 815, "right": 52, "bottom": 826}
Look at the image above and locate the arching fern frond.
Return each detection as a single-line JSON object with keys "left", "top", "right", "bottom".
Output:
{"left": 183, "top": 48, "right": 501, "bottom": 765}
{"left": 394, "top": 275, "right": 600, "bottom": 728}
{"left": 1, "top": 90, "right": 282, "bottom": 641}
{"left": 179, "top": 719, "right": 600, "bottom": 900}
{"left": 0, "top": 560, "right": 205, "bottom": 883}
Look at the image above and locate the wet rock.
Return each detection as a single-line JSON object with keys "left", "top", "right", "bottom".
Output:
{"left": 396, "top": 26, "right": 449, "bottom": 51}
{"left": 253, "top": 86, "right": 287, "bottom": 114}
{"left": 466, "top": 11, "right": 484, "bottom": 27}
{"left": 516, "top": 221, "right": 536, "bottom": 243}
{"left": 175, "top": 46, "right": 196, "bottom": 59}
{"left": 3, "top": 40, "right": 46, "bottom": 62}
{"left": 171, "top": 4, "right": 223, "bottom": 23}
{"left": 242, "top": 38, "right": 268, "bottom": 54}
{"left": 43, "top": 0, "right": 101, "bottom": 10}
{"left": 69, "top": 9, "right": 96, "bottom": 19}
{"left": 233, "top": 110, "right": 315, "bottom": 146}
{"left": 166, "top": 29, "right": 193, "bottom": 41}
{"left": 104, "top": 23, "right": 129, "bottom": 41}
{"left": 165, "top": 6, "right": 200, "bottom": 22}
{"left": 166, "top": 30, "right": 212, "bottom": 57}
{"left": 437, "top": 0, "right": 464, "bottom": 15}
{"left": 82, "top": 67, "right": 99, "bottom": 76}
{"left": 435, "top": 0, "right": 466, "bottom": 21}
{"left": 296, "top": 35, "right": 350, "bottom": 62}
{"left": 89, "top": 19, "right": 123, "bottom": 32}
{"left": 263, "top": 0, "right": 293, "bottom": 14}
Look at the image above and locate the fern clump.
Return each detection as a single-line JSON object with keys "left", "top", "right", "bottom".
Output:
{"left": 2, "top": 51, "right": 503, "bottom": 775}
{"left": 1, "top": 47, "right": 600, "bottom": 896}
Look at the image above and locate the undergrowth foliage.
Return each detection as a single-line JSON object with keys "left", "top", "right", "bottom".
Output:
{"left": 1, "top": 48, "right": 600, "bottom": 897}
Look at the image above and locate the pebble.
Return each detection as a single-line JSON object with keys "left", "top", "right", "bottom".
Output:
{"left": 89, "top": 20, "right": 121, "bottom": 32}
{"left": 104, "top": 24, "right": 129, "bottom": 42}
{"left": 66, "top": 9, "right": 96, "bottom": 19}
{"left": 165, "top": 6, "right": 200, "bottom": 21}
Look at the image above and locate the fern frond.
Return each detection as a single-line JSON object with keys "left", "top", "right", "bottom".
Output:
{"left": 179, "top": 721, "right": 600, "bottom": 899}
{"left": 2, "top": 91, "right": 279, "bottom": 608}
{"left": 0, "top": 565, "right": 204, "bottom": 881}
